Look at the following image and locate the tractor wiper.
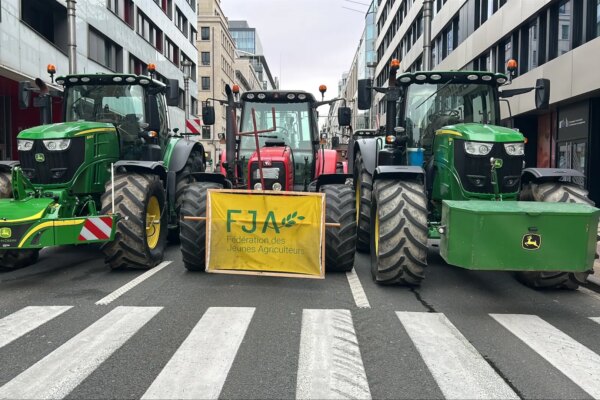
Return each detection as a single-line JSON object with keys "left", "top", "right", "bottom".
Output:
{"left": 416, "top": 78, "right": 456, "bottom": 109}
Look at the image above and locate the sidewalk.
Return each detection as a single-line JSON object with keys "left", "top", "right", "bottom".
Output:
{"left": 588, "top": 242, "right": 600, "bottom": 287}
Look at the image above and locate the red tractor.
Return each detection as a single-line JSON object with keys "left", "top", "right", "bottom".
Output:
{"left": 179, "top": 85, "right": 357, "bottom": 273}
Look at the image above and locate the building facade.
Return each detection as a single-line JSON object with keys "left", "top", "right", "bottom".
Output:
{"left": 0, "top": 0, "right": 198, "bottom": 160}
{"left": 349, "top": 0, "right": 600, "bottom": 204}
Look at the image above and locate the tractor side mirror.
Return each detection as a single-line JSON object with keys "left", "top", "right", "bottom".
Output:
{"left": 166, "top": 79, "right": 180, "bottom": 107}
{"left": 357, "top": 79, "right": 372, "bottom": 110}
{"left": 202, "top": 105, "right": 216, "bottom": 125}
{"left": 338, "top": 107, "right": 352, "bottom": 127}
{"left": 535, "top": 78, "right": 550, "bottom": 110}
{"left": 18, "top": 81, "right": 31, "bottom": 109}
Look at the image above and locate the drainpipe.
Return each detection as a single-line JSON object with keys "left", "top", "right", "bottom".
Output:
{"left": 422, "top": 0, "right": 433, "bottom": 71}
{"left": 67, "top": 0, "right": 77, "bottom": 74}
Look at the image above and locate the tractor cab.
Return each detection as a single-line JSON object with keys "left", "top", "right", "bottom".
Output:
{"left": 59, "top": 73, "right": 178, "bottom": 163}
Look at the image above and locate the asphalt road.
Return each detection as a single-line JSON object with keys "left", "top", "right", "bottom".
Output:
{"left": 1, "top": 243, "right": 600, "bottom": 399}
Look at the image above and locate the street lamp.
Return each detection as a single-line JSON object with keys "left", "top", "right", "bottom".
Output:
{"left": 182, "top": 59, "right": 193, "bottom": 121}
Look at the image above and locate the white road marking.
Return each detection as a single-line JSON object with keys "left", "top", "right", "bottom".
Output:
{"left": 346, "top": 270, "right": 371, "bottom": 308}
{"left": 397, "top": 312, "right": 519, "bottom": 400}
{"left": 0, "top": 306, "right": 72, "bottom": 350}
{"left": 579, "top": 286, "right": 600, "bottom": 302}
{"left": 142, "top": 307, "right": 254, "bottom": 400}
{"left": 590, "top": 317, "right": 600, "bottom": 325}
{"left": 296, "top": 309, "right": 371, "bottom": 399}
{"left": 95, "top": 261, "right": 172, "bottom": 305}
{"left": 0, "top": 306, "right": 161, "bottom": 399}
{"left": 491, "top": 313, "right": 600, "bottom": 399}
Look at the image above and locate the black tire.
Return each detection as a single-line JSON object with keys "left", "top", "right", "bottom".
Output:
{"left": 0, "top": 249, "right": 39, "bottom": 271}
{"left": 101, "top": 173, "right": 167, "bottom": 270}
{"left": 354, "top": 153, "right": 372, "bottom": 253}
{"left": 0, "top": 172, "right": 11, "bottom": 199}
{"left": 516, "top": 181, "right": 595, "bottom": 289}
{"left": 321, "top": 184, "right": 356, "bottom": 272}
{"left": 370, "top": 179, "right": 428, "bottom": 285}
{"left": 168, "top": 150, "right": 205, "bottom": 243}
{"left": 180, "top": 182, "right": 222, "bottom": 271}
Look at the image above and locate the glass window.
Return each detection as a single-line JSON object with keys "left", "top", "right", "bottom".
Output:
{"left": 202, "top": 126, "right": 211, "bottom": 140}
{"left": 88, "top": 28, "right": 122, "bottom": 72}
{"left": 65, "top": 84, "right": 144, "bottom": 123}
{"left": 200, "top": 27, "right": 210, "bottom": 40}
{"left": 503, "top": 38, "right": 512, "bottom": 73}
{"left": 557, "top": 0, "right": 572, "bottom": 55}
{"left": 201, "top": 77, "right": 210, "bottom": 90}
{"left": 201, "top": 52, "right": 210, "bottom": 65}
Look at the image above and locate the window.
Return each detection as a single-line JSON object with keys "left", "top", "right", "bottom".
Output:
{"left": 528, "top": 21, "right": 539, "bottom": 70}
{"left": 107, "top": 0, "right": 134, "bottom": 27}
{"left": 201, "top": 77, "right": 210, "bottom": 91}
{"left": 503, "top": 38, "right": 512, "bottom": 73}
{"left": 557, "top": 0, "right": 572, "bottom": 55}
{"left": 201, "top": 27, "right": 210, "bottom": 40}
{"left": 137, "top": 11, "right": 162, "bottom": 51}
{"left": 191, "top": 97, "right": 198, "bottom": 116}
{"left": 165, "top": 38, "right": 179, "bottom": 66}
{"left": 129, "top": 55, "right": 147, "bottom": 75}
{"left": 21, "top": 0, "right": 68, "bottom": 52}
{"left": 190, "top": 27, "right": 197, "bottom": 45}
{"left": 89, "top": 27, "right": 123, "bottom": 72}
{"left": 202, "top": 126, "right": 211, "bottom": 140}
{"left": 201, "top": 52, "right": 210, "bottom": 65}
{"left": 180, "top": 53, "right": 197, "bottom": 82}
{"left": 175, "top": 7, "right": 188, "bottom": 38}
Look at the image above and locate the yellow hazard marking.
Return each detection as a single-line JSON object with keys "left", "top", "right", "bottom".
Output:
{"left": 436, "top": 129, "right": 463, "bottom": 137}
{"left": 74, "top": 128, "right": 115, "bottom": 136}
{"left": 2, "top": 209, "right": 46, "bottom": 223}
{"left": 18, "top": 219, "right": 86, "bottom": 248}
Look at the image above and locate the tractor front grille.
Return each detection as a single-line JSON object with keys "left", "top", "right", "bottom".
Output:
{"left": 454, "top": 140, "right": 523, "bottom": 194}
{"left": 19, "top": 138, "right": 86, "bottom": 185}
{"left": 249, "top": 161, "right": 286, "bottom": 190}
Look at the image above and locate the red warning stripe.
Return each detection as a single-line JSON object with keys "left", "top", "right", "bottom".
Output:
{"left": 78, "top": 217, "right": 113, "bottom": 242}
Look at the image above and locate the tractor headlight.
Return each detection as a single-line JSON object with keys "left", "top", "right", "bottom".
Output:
{"left": 253, "top": 182, "right": 263, "bottom": 190}
{"left": 504, "top": 143, "right": 524, "bottom": 156}
{"left": 17, "top": 140, "right": 34, "bottom": 151}
{"left": 272, "top": 182, "right": 282, "bottom": 191}
{"left": 464, "top": 141, "right": 493, "bottom": 156}
{"left": 43, "top": 139, "right": 71, "bottom": 151}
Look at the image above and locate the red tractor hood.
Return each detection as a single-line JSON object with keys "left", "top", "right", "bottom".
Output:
{"left": 247, "top": 146, "right": 294, "bottom": 190}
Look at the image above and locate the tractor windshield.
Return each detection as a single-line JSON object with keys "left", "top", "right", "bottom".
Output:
{"left": 403, "top": 82, "right": 499, "bottom": 150}
{"left": 65, "top": 84, "right": 145, "bottom": 125}
{"left": 239, "top": 101, "right": 313, "bottom": 152}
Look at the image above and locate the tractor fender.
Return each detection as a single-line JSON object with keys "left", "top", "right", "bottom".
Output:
{"left": 167, "top": 139, "right": 205, "bottom": 173}
{"left": 190, "top": 172, "right": 233, "bottom": 188}
{"left": 315, "top": 149, "right": 338, "bottom": 177}
{"left": 373, "top": 165, "right": 425, "bottom": 184}
{"left": 113, "top": 160, "right": 167, "bottom": 181}
{"left": 521, "top": 167, "right": 585, "bottom": 184}
{"left": 353, "top": 137, "right": 379, "bottom": 175}
{"left": 0, "top": 160, "right": 20, "bottom": 172}
{"left": 315, "top": 173, "right": 352, "bottom": 192}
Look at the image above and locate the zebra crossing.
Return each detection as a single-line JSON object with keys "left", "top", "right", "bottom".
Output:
{"left": 0, "top": 305, "right": 599, "bottom": 399}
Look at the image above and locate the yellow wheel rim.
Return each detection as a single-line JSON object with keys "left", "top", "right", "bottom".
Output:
{"left": 374, "top": 209, "right": 379, "bottom": 255}
{"left": 146, "top": 196, "right": 161, "bottom": 250}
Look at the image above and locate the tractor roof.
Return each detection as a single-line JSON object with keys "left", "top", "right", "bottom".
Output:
{"left": 396, "top": 70, "right": 509, "bottom": 86}
{"left": 241, "top": 90, "right": 317, "bottom": 103}
{"left": 55, "top": 74, "right": 166, "bottom": 88}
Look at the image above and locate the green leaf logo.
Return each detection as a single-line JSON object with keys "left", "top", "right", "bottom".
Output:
{"left": 280, "top": 211, "right": 305, "bottom": 228}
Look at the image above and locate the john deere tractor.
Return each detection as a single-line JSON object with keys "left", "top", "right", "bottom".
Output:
{"left": 179, "top": 85, "right": 357, "bottom": 272}
{"left": 353, "top": 61, "right": 599, "bottom": 289}
{"left": 0, "top": 72, "right": 205, "bottom": 270}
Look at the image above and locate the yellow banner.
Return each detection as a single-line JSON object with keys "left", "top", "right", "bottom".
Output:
{"left": 207, "top": 190, "right": 324, "bottom": 278}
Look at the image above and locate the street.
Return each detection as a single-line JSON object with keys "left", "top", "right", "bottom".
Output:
{"left": 1, "top": 243, "right": 599, "bottom": 399}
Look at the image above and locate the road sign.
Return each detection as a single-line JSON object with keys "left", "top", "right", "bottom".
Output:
{"left": 186, "top": 118, "right": 202, "bottom": 134}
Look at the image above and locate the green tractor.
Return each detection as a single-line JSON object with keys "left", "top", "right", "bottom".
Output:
{"left": 353, "top": 60, "right": 599, "bottom": 289}
{"left": 0, "top": 72, "right": 205, "bottom": 270}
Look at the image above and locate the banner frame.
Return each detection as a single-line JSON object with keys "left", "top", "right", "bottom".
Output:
{"left": 205, "top": 189, "right": 326, "bottom": 279}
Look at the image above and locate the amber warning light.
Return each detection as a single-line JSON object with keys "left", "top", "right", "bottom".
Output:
{"left": 232, "top": 84, "right": 240, "bottom": 94}
{"left": 148, "top": 63, "right": 156, "bottom": 72}
{"left": 390, "top": 59, "right": 400, "bottom": 69}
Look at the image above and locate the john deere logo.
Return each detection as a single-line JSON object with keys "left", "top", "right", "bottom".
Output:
{"left": 35, "top": 153, "right": 45, "bottom": 162}
{"left": 0, "top": 228, "right": 11, "bottom": 239}
{"left": 522, "top": 234, "right": 541, "bottom": 250}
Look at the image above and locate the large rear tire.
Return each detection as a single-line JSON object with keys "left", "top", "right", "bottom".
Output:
{"left": 0, "top": 172, "right": 12, "bottom": 198}
{"left": 321, "top": 184, "right": 357, "bottom": 272}
{"left": 370, "top": 179, "right": 428, "bottom": 285}
{"left": 516, "top": 181, "right": 595, "bottom": 289}
{"left": 354, "top": 153, "right": 372, "bottom": 253}
{"left": 101, "top": 173, "right": 167, "bottom": 270}
{"left": 180, "top": 182, "right": 222, "bottom": 271}
{"left": 168, "top": 150, "right": 205, "bottom": 243}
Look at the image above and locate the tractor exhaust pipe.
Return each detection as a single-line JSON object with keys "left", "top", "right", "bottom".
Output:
{"left": 422, "top": 0, "right": 433, "bottom": 71}
{"left": 224, "top": 85, "right": 236, "bottom": 181}
{"left": 67, "top": 0, "right": 77, "bottom": 74}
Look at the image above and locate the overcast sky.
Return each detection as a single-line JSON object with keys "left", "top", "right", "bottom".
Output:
{"left": 220, "top": 0, "right": 369, "bottom": 125}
